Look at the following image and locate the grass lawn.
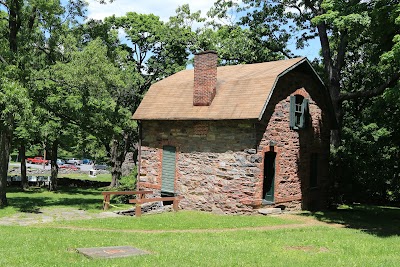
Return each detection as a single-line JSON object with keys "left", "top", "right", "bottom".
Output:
{"left": 0, "top": 186, "right": 400, "bottom": 266}
{"left": 0, "top": 187, "right": 105, "bottom": 217}
{"left": 60, "top": 173, "right": 111, "bottom": 183}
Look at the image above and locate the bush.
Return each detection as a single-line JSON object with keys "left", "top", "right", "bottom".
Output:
{"left": 111, "top": 166, "right": 137, "bottom": 204}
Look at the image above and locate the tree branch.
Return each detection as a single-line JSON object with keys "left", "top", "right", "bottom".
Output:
{"left": 28, "top": 6, "right": 37, "bottom": 31}
{"left": 0, "top": 0, "right": 8, "bottom": 8}
{"left": 304, "top": 0, "right": 319, "bottom": 15}
{"left": 0, "top": 54, "right": 7, "bottom": 64}
{"left": 339, "top": 71, "right": 400, "bottom": 102}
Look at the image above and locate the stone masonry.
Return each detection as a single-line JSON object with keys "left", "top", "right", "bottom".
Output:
{"left": 138, "top": 70, "right": 331, "bottom": 214}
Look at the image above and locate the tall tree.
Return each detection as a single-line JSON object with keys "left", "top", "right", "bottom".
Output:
{"left": 0, "top": 0, "right": 87, "bottom": 206}
{"left": 34, "top": 37, "right": 137, "bottom": 187}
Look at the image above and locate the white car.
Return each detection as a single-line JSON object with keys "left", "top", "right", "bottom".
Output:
{"left": 66, "top": 158, "right": 82, "bottom": 165}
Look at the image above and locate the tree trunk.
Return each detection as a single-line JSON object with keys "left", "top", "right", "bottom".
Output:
{"left": 0, "top": 123, "right": 13, "bottom": 207}
{"left": 19, "top": 144, "right": 28, "bottom": 189}
{"left": 109, "top": 132, "right": 130, "bottom": 187}
{"left": 329, "top": 83, "right": 344, "bottom": 147}
{"left": 49, "top": 140, "right": 58, "bottom": 191}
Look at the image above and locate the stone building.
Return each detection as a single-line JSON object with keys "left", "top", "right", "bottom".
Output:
{"left": 133, "top": 51, "right": 336, "bottom": 213}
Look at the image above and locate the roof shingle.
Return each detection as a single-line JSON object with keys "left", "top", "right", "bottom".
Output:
{"left": 133, "top": 57, "right": 306, "bottom": 120}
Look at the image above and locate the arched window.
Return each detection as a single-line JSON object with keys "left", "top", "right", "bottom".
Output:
{"left": 290, "top": 95, "right": 309, "bottom": 130}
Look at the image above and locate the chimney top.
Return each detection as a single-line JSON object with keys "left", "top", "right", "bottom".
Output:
{"left": 195, "top": 50, "right": 217, "bottom": 56}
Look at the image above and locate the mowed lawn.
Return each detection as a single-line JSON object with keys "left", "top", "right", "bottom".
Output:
{"left": 0, "top": 187, "right": 399, "bottom": 266}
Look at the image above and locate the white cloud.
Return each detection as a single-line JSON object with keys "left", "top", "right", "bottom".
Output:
{"left": 87, "top": 0, "right": 216, "bottom": 22}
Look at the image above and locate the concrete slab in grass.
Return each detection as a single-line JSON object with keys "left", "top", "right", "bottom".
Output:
{"left": 76, "top": 246, "right": 150, "bottom": 259}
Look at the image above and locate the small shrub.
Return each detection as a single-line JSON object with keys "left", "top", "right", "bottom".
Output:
{"left": 111, "top": 167, "right": 137, "bottom": 204}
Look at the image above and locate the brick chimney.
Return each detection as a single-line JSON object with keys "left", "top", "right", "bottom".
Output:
{"left": 193, "top": 51, "right": 217, "bottom": 106}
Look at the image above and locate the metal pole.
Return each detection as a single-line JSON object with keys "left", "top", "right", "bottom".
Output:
{"left": 43, "top": 143, "right": 46, "bottom": 170}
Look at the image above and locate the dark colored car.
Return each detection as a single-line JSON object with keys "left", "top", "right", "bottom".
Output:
{"left": 94, "top": 163, "right": 108, "bottom": 170}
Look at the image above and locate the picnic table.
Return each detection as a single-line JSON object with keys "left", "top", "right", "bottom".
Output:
{"left": 101, "top": 190, "right": 183, "bottom": 217}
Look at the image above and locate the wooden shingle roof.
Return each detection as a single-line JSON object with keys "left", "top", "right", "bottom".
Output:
{"left": 133, "top": 57, "right": 315, "bottom": 121}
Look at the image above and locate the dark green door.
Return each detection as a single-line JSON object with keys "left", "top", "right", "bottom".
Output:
{"left": 263, "top": 151, "right": 276, "bottom": 203}
{"left": 161, "top": 146, "right": 176, "bottom": 194}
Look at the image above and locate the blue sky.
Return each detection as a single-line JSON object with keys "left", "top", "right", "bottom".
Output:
{"left": 87, "top": 0, "right": 321, "bottom": 60}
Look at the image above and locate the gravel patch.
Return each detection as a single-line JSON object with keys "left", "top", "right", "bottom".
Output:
{"left": 0, "top": 208, "right": 120, "bottom": 226}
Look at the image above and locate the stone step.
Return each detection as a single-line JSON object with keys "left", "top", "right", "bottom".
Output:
{"left": 257, "top": 208, "right": 282, "bottom": 215}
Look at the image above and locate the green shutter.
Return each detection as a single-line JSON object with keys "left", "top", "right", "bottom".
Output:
{"left": 289, "top": 95, "right": 296, "bottom": 129}
{"left": 300, "top": 98, "right": 309, "bottom": 129}
{"left": 161, "top": 146, "right": 176, "bottom": 194}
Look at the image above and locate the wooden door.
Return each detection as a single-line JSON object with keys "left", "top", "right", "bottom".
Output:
{"left": 263, "top": 151, "right": 276, "bottom": 203}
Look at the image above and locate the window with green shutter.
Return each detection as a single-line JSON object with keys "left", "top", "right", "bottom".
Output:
{"left": 290, "top": 95, "right": 309, "bottom": 130}
{"left": 161, "top": 145, "right": 176, "bottom": 194}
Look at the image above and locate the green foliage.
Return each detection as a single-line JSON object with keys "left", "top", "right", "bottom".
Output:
{"left": 107, "top": 11, "right": 191, "bottom": 96}
{"left": 34, "top": 37, "right": 136, "bottom": 146}
{"left": 0, "top": 76, "right": 30, "bottom": 126}
{"left": 332, "top": 84, "right": 400, "bottom": 204}
{"left": 111, "top": 167, "right": 137, "bottom": 204}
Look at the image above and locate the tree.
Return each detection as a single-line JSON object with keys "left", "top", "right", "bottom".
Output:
{"left": 0, "top": 0, "right": 87, "bottom": 205}
{"left": 0, "top": 75, "right": 29, "bottom": 205}
{"left": 34, "top": 37, "right": 137, "bottom": 187}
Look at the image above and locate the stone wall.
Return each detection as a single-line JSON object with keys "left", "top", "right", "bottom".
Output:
{"left": 140, "top": 120, "right": 260, "bottom": 214}
{"left": 138, "top": 71, "right": 332, "bottom": 213}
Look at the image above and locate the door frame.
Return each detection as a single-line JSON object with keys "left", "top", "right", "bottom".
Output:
{"left": 261, "top": 145, "right": 280, "bottom": 204}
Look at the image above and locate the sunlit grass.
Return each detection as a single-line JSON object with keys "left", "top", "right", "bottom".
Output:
{"left": 59, "top": 173, "right": 111, "bottom": 183}
{"left": 0, "top": 223, "right": 399, "bottom": 266}
{"left": 48, "top": 210, "right": 298, "bottom": 230}
{"left": 1, "top": 185, "right": 400, "bottom": 266}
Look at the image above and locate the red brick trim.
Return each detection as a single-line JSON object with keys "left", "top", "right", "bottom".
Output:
{"left": 258, "top": 145, "right": 281, "bottom": 203}
{"left": 291, "top": 87, "right": 310, "bottom": 98}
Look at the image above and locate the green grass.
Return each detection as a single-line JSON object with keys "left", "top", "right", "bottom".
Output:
{"left": 48, "top": 210, "right": 297, "bottom": 230}
{"left": 0, "top": 187, "right": 105, "bottom": 217}
{"left": 1, "top": 186, "right": 400, "bottom": 266}
{"left": 301, "top": 204, "right": 400, "bottom": 237}
{"left": 60, "top": 173, "right": 111, "bottom": 183}
{"left": 0, "top": 223, "right": 399, "bottom": 266}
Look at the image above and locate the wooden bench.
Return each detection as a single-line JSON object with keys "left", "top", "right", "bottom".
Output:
{"left": 102, "top": 190, "right": 153, "bottom": 210}
{"left": 129, "top": 196, "right": 183, "bottom": 217}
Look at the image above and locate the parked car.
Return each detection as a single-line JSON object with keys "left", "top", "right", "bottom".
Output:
{"left": 56, "top": 159, "right": 65, "bottom": 166}
{"left": 94, "top": 163, "right": 108, "bottom": 170}
{"left": 82, "top": 158, "right": 93, "bottom": 165}
{"left": 65, "top": 158, "right": 82, "bottom": 165}
{"left": 59, "top": 164, "right": 79, "bottom": 170}
{"left": 26, "top": 157, "right": 49, "bottom": 165}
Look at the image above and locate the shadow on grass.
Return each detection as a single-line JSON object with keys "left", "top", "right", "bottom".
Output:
{"left": 7, "top": 186, "right": 102, "bottom": 196}
{"left": 6, "top": 186, "right": 104, "bottom": 213}
{"left": 301, "top": 205, "right": 400, "bottom": 237}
